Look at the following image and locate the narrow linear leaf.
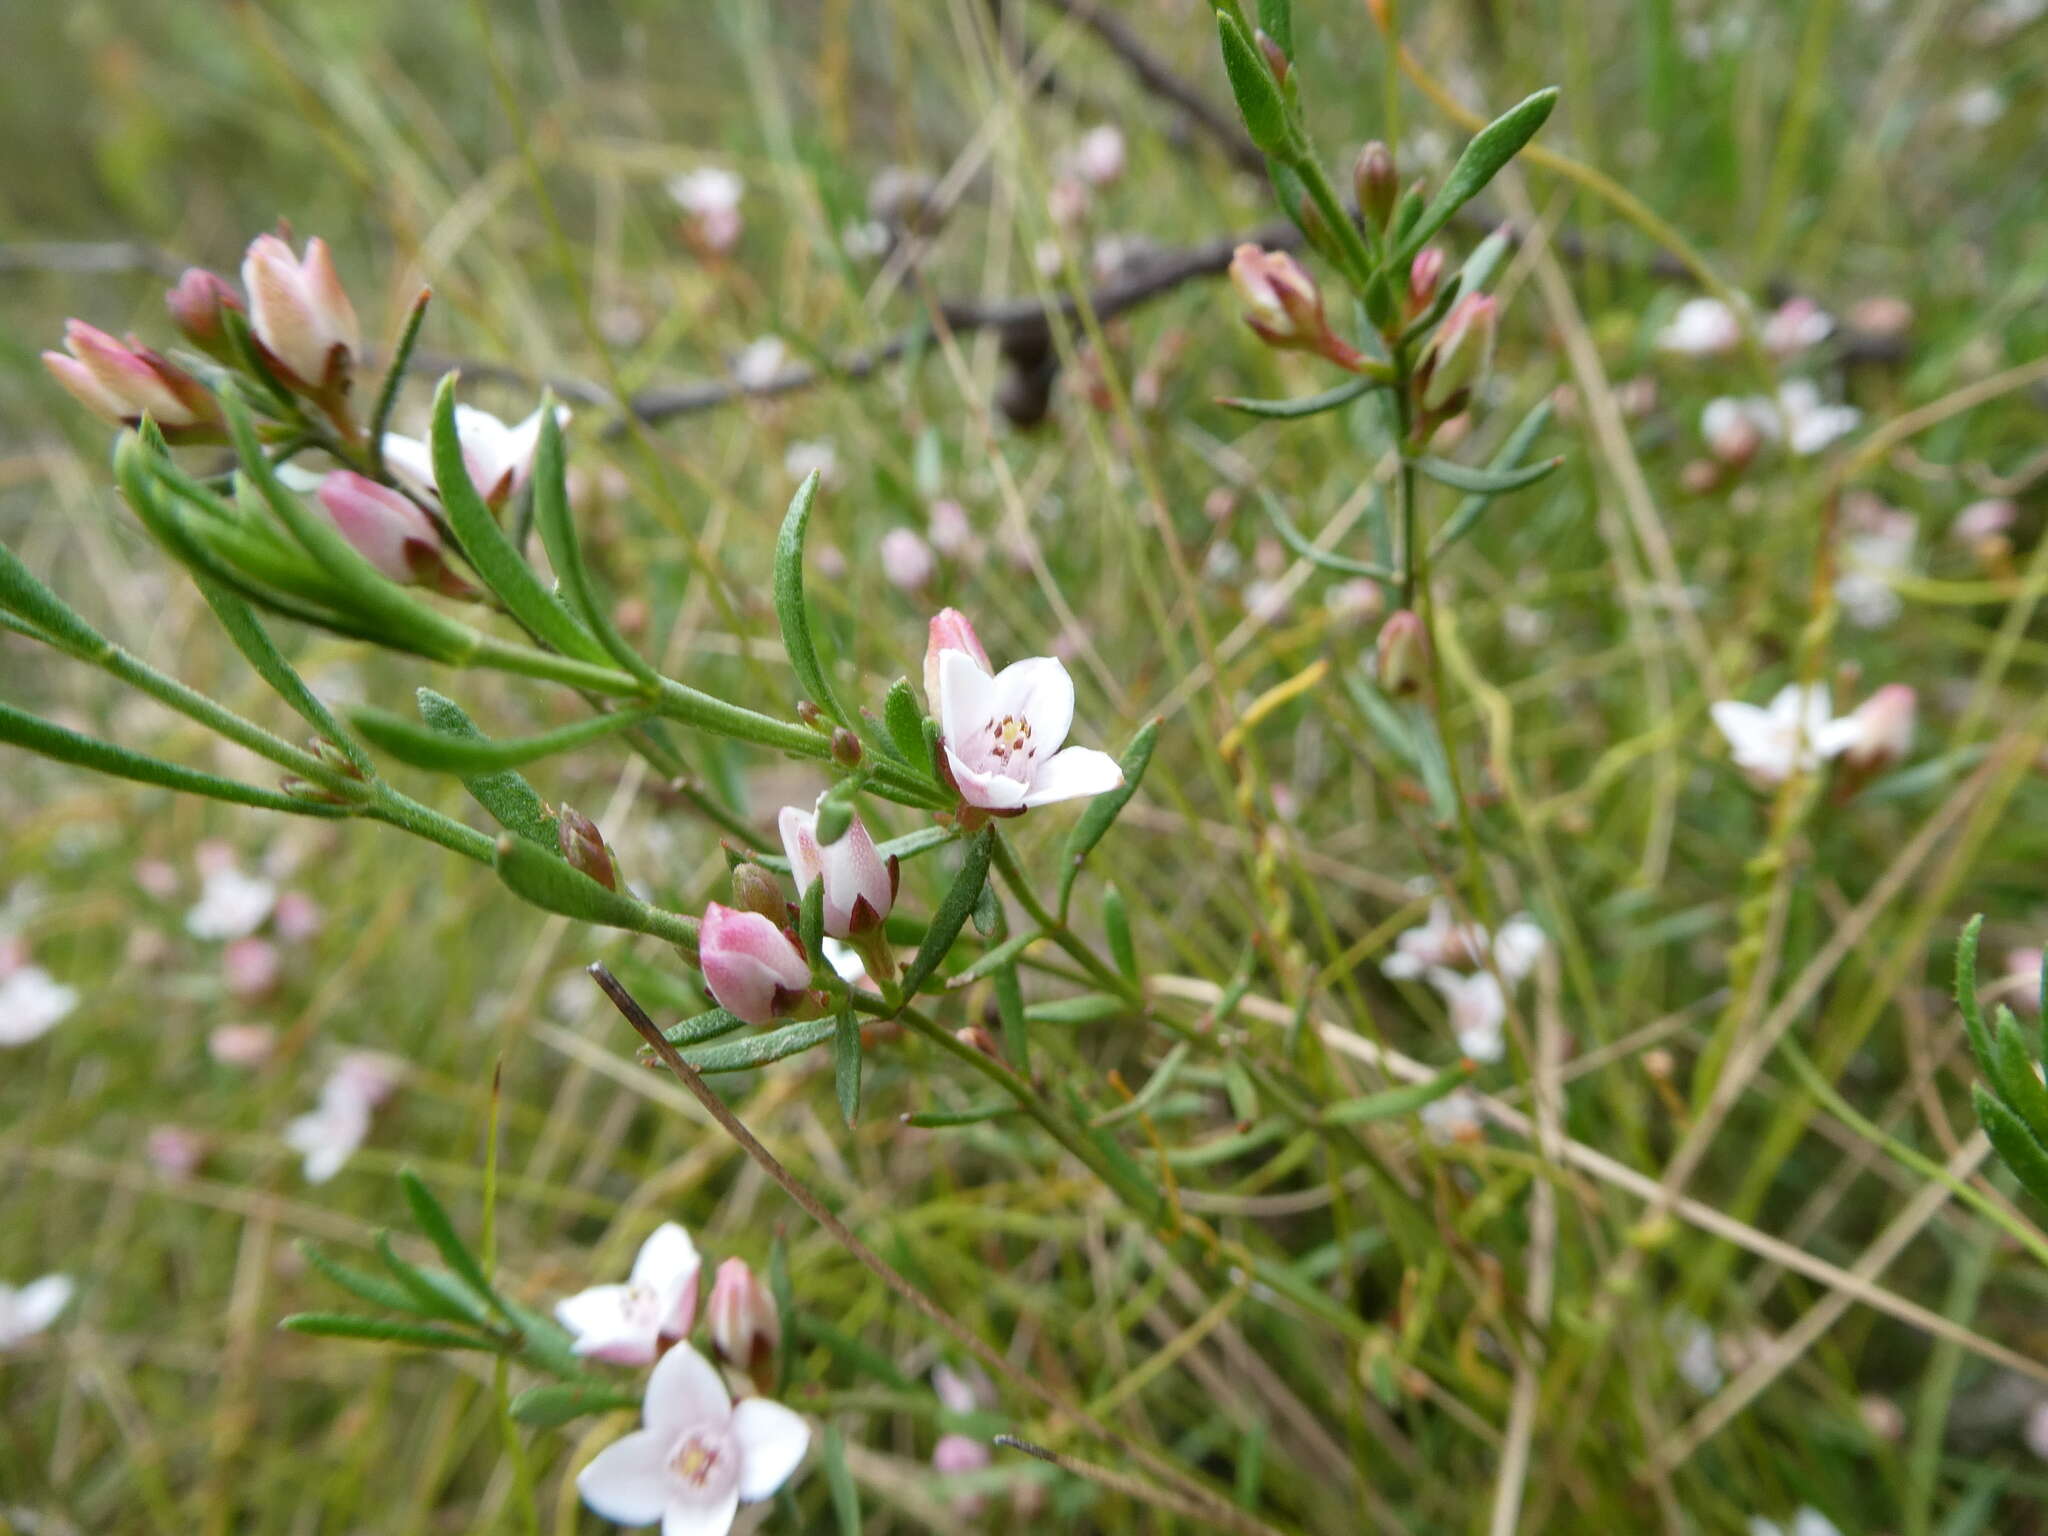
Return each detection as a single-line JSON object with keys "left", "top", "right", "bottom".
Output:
{"left": 430, "top": 374, "right": 608, "bottom": 666}
{"left": 1217, "top": 375, "right": 1384, "bottom": 420}
{"left": 1431, "top": 400, "right": 1557, "bottom": 557}
{"left": 279, "top": 1313, "right": 497, "bottom": 1351}
{"left": 1975, "top": 1087, "right": 2048, "bottom": 1208}
{"left": 509, "top": 1381, "right": 641, "bottom": 1429}
{"left": 1103, "top": 885, "right": 1137, "bottom": 981}
{"left": 375, "top": 1231, "right": 488, "bottom": 1326}
{"left": 1025, "top": 993, "right": 1128, "bottom": 1025}
{"left": 772, "top": 471, "right": 851, "bottom": 728}
{"left": 195, "top": 580, "right": 373, "bottom": 775}
{"left": 1992, "top": 1011, "right": 2048, "bottom": 1149}
{"left": 1257, "top": 492, "right": 1399, "bottom": 581}
{"left": 368, "top": 287, "right": 432, "bottom": 479}
{"left": 1457, "top": 225, "right": 1515, "bottom": 300}
{"left": 0, "top": 537, "right": 110, "bottom": 657}
{"left": 493, "top": 834, "right": 699, "bottom": 952}
{"left": 357, "top": 703, "right": 652, "bottom": 774}
{"left": 1058, "top": 720, "right": 1162, "bottom": 915}
{"left": 900, "top": 827, "right": 994, "bottom": 998}
{"left": 902, "top": 1099, "right": 1020, "bottom": 1129}
{"left": 661, "top": 1007, "right": 750, "bottom": 1048}
{"left": 946, "top": 928, "right": 1042, "bottom": 986}
{"left": 1397, "top": 88, "right": 1561, "bottom": 261}
{"left": 682, "top": 1016, "right": 838, "bottom": 1074}
{"left": 531, "top": 401, "right": 660, "bottom": 685}
{"left": 1409, "top": 454, "right": 1563, "bottom": 496}
{"left": 833, "top": 1002, "right": 862, "bottom": 1128}
{"left": 399, "top": 1170, "right": 511, "bottom": 1323}
{"left": 993, "top": 960, "right": 1029, "bottom": 1075}
{"left": 823, "top": 1427, "right": 861, "bottom": 1536}
{"left": 1957, "top": 915, "right": 1997, "bottom": 1084}
{"left": 416, "top": 688, "right": 556, "bottom": 847}
{"left": 1323, "top": 1063, "right": 1473, "bottom": 1126}
{"left": 297, "top": 1241, "right": 433, "bottom": 1317}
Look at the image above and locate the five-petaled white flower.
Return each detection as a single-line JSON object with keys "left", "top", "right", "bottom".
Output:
{"left": 1710, "top": 684, "right": 1841, "bottom": 788}
{"left": 576, "top": 1341, "right": 810, "bottom": 1535}
{"left": 937, "top": 649, "right": 1123, "bottom": 812}
{"left": 185, "top": 863, "right": 277, "bottom": 942}
{"left": 0, "top": 1273, "right": 74, "bottom": 1351}
{"left": 0, "top": 963, "right": 79, "bottom": 1047}
{"left": 1424, "top": 967, "right": 1510, "bottom": 1063}
{"left": 555, "top": 1222, "right": 703, "bottom": 1367}
{"left": 383, "top": 402, "right": 567, "bottom": 506}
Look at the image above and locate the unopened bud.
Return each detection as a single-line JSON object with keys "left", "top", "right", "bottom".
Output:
{"left": 795, "top": 699, "right": 828, "bottom": 732}
{"left": 831, "top": 727, "right": 863, "bottom": 768}
{"left": 1408, "top": 248, "right": 1445, "bottom": 315}
{"left": 1255, "top": 28, "right": 1290, "bottom": 85}
{"left": 165, "top": 268, "right": 244, "bottom": 361}
{"left": 556, "top": 806, "right": 618, "bottom": 891}
{"left": 954, "top": 1024, "right": 1002, "bottom": 1059}
{"left": 1227, "top": 245, "right": 1365, "bottom": 370}
{"left": 1376, "top": 610, "right": 1428, "bottom": 696}
{"left": 240, "top": 234, "right": 359, "bottom": 395}
{"left": 1354, "top": 141, "right": 1398, "bottom": 231}
{"left": 707, "top": 1258, "right": 780, "bottom": 1395}
{"left": 729, "top": 861, "right": 788, "bottom": 923}
{"left": 1418, "top": 295, "right": 1497, "bottom": 413}
{"left": 42, "top": 320, "right": 220, "bottom": 436}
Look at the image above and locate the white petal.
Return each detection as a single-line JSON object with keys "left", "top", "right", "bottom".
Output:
{"left": 1708, "top": 701, "right": 1773, "bottom": 759}
{"left": 662, "top": 1491, "right": 740, "bottom": 1536}
{"left": 945, "top": 748, "right": 1030, "bottom": 810}
{"left": 555, "top": 1284, "right": 657, "bottom": 1365}
{"left": 642, "top": 1342, "right": 730, "bottom": 1438}
{"left": 380, "top": 434, "right": 436, "bottom": 492}
{"left": 732, "top": 1397, "right": 811, "bottom": 1500}
{"left": 1021, "top": 746, "right": 1122, "bottom": 807}
{"left": 632, "top": 1223, "right": 701, "bottom": 1293}
{"left": 988, "top": 655, "right": 1076, "bottom": 755}
{"left": 577, "top": 1429, "right": 676, "bottom": 1525}
{"left": 13, "top": 1275, "right": 74, "bottom": 1335}
{"left": 777, "top": 807, "right": 822, "bottom": 891}
{"left": 938, "top": 648, "right": 997, "bottom": 744}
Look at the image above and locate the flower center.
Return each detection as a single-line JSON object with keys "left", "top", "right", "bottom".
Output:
{"left": 665, "top": 1425, "right": 738, "bottom": 1500}
{"left": 670, "top": 1434, "right": 721, "bottom": 1486}
{"left": 620, "top": 1282, "right": 661, "bottom": 1330}
{"left": 981, "top": 714, "right": 1036, "bottom": 773}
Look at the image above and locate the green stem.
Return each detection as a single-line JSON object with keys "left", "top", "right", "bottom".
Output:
{"left": 991, "top": 832, "right": 1140, "bottom": 1004}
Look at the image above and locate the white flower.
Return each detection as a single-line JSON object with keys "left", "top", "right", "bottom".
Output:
{"left": 669, "top": 167, "right": 743, "bottom": 217}
{"left": 1425, "top": 967, "right": 1508, "bottom": 1062}
{"left": 1710, "top": 684, "right": 1843, "bottom": 787}
{"left": 1762, "top": 298, "right": 1834, "bottom": 356}
{"left": 730, "top": 335, "right": 787, "bottom": 391}
{"left": 1382, "top": 900, "right": 1486, "bottom": 980}
{"left": 1668, "top": 1312, "right": 1725, "bottom": 1394}
{"left": 577, "top": 1341, "right": 809, "bottom": 1535}
{"left": 1657, "top": 297, "right": 1742, "bottom": 356}
{"left": 784, "top": 439, "right": 838, "bottom": 486}
{"left": 1953, "top": 84, "right": 2007, "bottom": 128}
{"left": 1778, "top": 379, "right": 1861, "bottom": 456}
{"left": 383, "top": 402, "right": 567, "bottom": 505}
{"left": 1749, "top": 1509, "right": 1843, "bottom": 1536}
{"left": 0, "top": 965, "right": 79, "bottom": 1047}
{"left": 1701, "top": 395, "right": 1778, "bottom": 463}
{"left": 0, "top": 1274, "right": 74, "bottom": 1350}
{"left": 555, "top": 1223, "right": 702, "bottom": 1367}
{"left": 1420, "top": 1088, "right": 1484, "bottom": 1144}
{"left": 937, "top": 649, "right": 1123, "bottom": 811}
{"left": 1493, "top": 915, "right": 1548, "bottom": 984}
{"left": 2026, "top": 1397, "right": 2048, "bottom": 1460}
{"left": 1068, "top": 124, "right": 1127, "bottom": 187}
{"left": 185, "top": 865, "right": 277, "bottom": 941}
{"left": 283, "top": 1052, "right": 401, "bottom": 1184}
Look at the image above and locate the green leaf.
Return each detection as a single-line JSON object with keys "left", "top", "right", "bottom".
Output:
{"left": 1103, "top": 885, "right": 1137, "bottom": 981}
{"left": 1215, "top": 11, "right": 1292, "bottom": 156}
{"left": 993, "top": 959, "right": 1029, "bottom": 1074}
{"left": 834, "top": 1001, "right": 862, "bottom": 1128}
{"left": 0, "top": 702, "right": 348, "bottom": 818}
{"left": 1025, "top": 993, "right": 1127, "bottom": 1025}
{"left": 1057, "top": 720, "right": 1162, "bottom": 917}
{"left": 1992, "top": 1010, "right": 2048, "bottom": 1149}
{"left": 0, "top": 537, "right": 109, "bottom": 657}
{"left": 509, "top": 1381, "right": 640, "bottom": 1428}
{"left": 900, "top": 828, "right": 994, "bottom": 998}
{"left": 661, "top": 1007, "right": 750, "bottom": 1047}
{"left": 400, "top": 1170, "right": 512, "bottom": 1324}
{"left": 297, "top": 1241, "right": 435, "bottom": 1317}
{"left": 430, "top": 374, "right": 608, "bottom": 666}
{"left": 902, "top": 1099, "right": 1020, "bottom": 1128}
{"left": 1390, "top": 185, "right": 1426, "bottom": 247}
{"left": 823, "top": 1426, "right": 861, "bottom": 1536}
{"left": 1322, "top": 1063, "right": 1473, "bottom": 1125}
{"left": 194, "top": 579, "right": 374, "bottom": 776}
{"left": 798, "top": 877, "right": 827, "bottom": 968}
{"left": 1431, "top": 400, "right": 1557, "bottom": 557}
{"left": 279, "top": 1313, "right": 498, "bottom": 1351}
{"left": 1397, "top": 88, "right": 1561, "bottom": 262}
{"left": 415, "top": 688, "right": 557, "bottom": 847}
{"left": 1975, "top": 1086, "right": 2048, "bottom": 1208}
{"left": 368, "top": 288, "right": 432, "bottom": 479}
{"left": 375, "top": 1231, "right": 490, "bottom": 1326}
{"left": 1409, "top": 454, "right": 1563, "bottom": 495}
{"left": 358, "top": 703, "right": 653, "bottom": 774}
{"left": 493, "top": 834, "right": 699, "bottom": 951}
{"left": 683, "top": 1016, "right": 839, "bottom": 1074}
{"left": 882, "top": 679, "right": 930, "bottom": 771}
{"left": 772, "top": 470, "right": 851, "bottom": 728}
{"left": 531, "top": 400, "right": 660, "bottom": 685}
{"left": 1956, "top": 915, "right": 1998, "bottom": 1085}
{"left": 1257, "top": 490, "right": 1399, "bottom": 581}
{"left": 1217, "top": 375, "right": 1385, "bottom": 420}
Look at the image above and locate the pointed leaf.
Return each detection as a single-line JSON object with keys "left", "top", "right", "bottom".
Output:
{"left": 531, "top": 401, "right": 661, "bottom": 684}
{"left": 416, "top": 688, "right": 557, "bottom": 846}
{"left": 493, "top": 834, "right": 699, "bottom": 951}
{"left": 1975, "top": 1086, "right": 2048, "bottom": 1209}
{"left": 902, "top": 1099, "right": 1021, "bottom": 1129}
{"left": 297, "top": 1241, "right": 434, "bottom": 1317}
{"left": 661, "top": 1007, "right": 750, "bottom": 1048}
{"left": 1323, "top": 1063, "right": 1474, "bottom": 1125}
{"left": 1216, "top": 11, "right": 1292, "bottom": 155}
{"left": 1258, "top": 491, "right": 1399, "bottom": 581}
{"left": 1431, "top": 400, "right": 1557, "bottom": 557}
{"left": 1409, "top": 454, "right": 1563, "bottom": 495}
{"left": 900, "top": 828, "right": 994, "bottom": 998}
{"left": 1956, "top": 915, "right": 1997, "bottom": 1085}
{"left": 509, "top": 1381, "right": 641, "bottom": 1428}
{"left": 772, "top": 471, "right": 851, "bottom": 727}
{"left": 833, "top": 1001, "right": 862, "bottom": 1128}
{"left": 683, "top": 1016, "right": 838, "bottom": 1074}
{"left": 1396, "top": 89, "right": 1561, "bottom": 262}
{"left": 374, "top": 1231, "right": 491, "bottom": 1327}
{"left": 279, "top": 1313, "right": 498, "bottom": 1351}
{"left": 1992, "top": 1011, "right": 2048, "bottom": 1149}
{"left": 823, "top": 1425, "right": 861, "bottom": 1536}
{"left": 1217, "top": 376, "right": 1384, "bottom": 420}
{"left": 399, "top": 1169, "right": 510, "bottom": 1323}
{"left": 357, "top": 703, "right": 652, "bottom": 773}
{"left": 883, "top": 679, "right": 930, "bottom": 771}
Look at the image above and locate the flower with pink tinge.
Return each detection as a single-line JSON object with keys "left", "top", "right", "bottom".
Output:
{"left": 1656, "top": 296, "right": 1742, "bottom": 356}
{"left": 185, "top": 863, "right": 277, "bottom": 941}
{"left": 1069, "top": 124, "right": 1127, "bottom": 187}
{"left": 2004, "top": 948, "right": 2043, "bottom": 1016}
{"left": 133, "top": 859, "right": 179, "bottom": 900}
{"left": 0, "top": 1275, "right": 74, "bottom": 1351}
{"left": 576, "top": 1342, "right": 810, "bottom": 1535}
{"left": 241, "top": 234, "right": 360, "bottom": 391}
{"left": 923, "top": 608, "right": 993, "bottom": 707}
{"left": 1710, "top": 684, "right": 1842, "bottom": 788}
{"left": 699, "top": 903, "right": 813, "bottom": 1026}
{"left": 1701, "top": 396, "right": 1777, "bottom": 465}
{"left": 223, "top": 937, "right": 283, "bottom": 1000}
{"left": 555, "top": 1222, "right": 702, "bottom": 1367}
{"left": 284, "top": 1051, "right": 402, "bottom": 1184}
{"left": 1420, "top": 1088, "right": 1484, "bottom": 1145}
{"left": 209, "top": 1023, "right": 277, "bottom": 1067}
{"left": 0, "top": 935, "right": 24, "bottom": 977}
{"left": 1419, "top": 295, "right": 1497, "bottom": 412}
{"left": 165, "top": 267, "right": 242, "bottom": 357}
{"left": 0, "top": 964, "right": 78, "bottom": 1047}
{"left": 730, "top": 335, "right": 787, "bottom": 392}
{"left": 382, "top": 402, "right": 569, "bottom": 507}
{"left": 879, "top": 526, "right": 936, "bottom": 592}
{"left": 1423, "top": 967, "right": 1509, "bottom": 1062}
{"left": 330, "top": 1050, "right": 404, "bottom": 1109}
{"left": 669, "top": 167, "right": 745, "bottom": 254}
{"left": 1227, "top": 246, "right": 1362, "bottom": 369}
{"left": 1817, "top": 684, "right": 1915, "bottom": 778}
{"left": 1778, "top": 379, "right": 1861, "bottom": 456}
{"left": 707, "top": 1258, "right": 780, "bottom": 1391}
{"left": 1762, "top": 298, "right": 1834, "bottom": 357}
{"left": 1953, "top": 498, "right": 2017, "bottom": 544}
{"left": 1325, "top": 578, "right": 1384, "bottom": 627}
{"left": 937, "top": 649, "right": 1123, "bottom": 812}
{"left": 2026, "top": 1398, "right": 2048, "bottom": 1461}
{"left": 1046, "top": 177, "right": 1091, "bottom": 229}
{"left": 147, "top": 1125, "right": 207, "bottom": 1179}
{"left": 778, "top": 803, "right": 895, "bottom": 939}
{"left": 927, "top": 498, "right": 974, "bottom": 556}
{"left": 274, "top": 891, "right": 324, "bottom": 943}
{"left": 43, "top": 320, "right": 219, "bottom": 433}
{"left": 315, "top": 472, "right": 465, "bottom": 593}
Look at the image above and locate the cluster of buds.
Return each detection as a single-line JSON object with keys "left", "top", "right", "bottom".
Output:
{"left": 1227, "top": 245, "right": 1370, "bottom": 372}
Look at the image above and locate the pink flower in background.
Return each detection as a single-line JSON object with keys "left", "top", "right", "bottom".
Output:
{"left": 699, "top": 904, "right": 812, "bottom": 1026}
{"left": 1952, "top": 498, "right": 2016, "bottom": 545}
{"left": 242, "top": 234, "right": 359, "bottom": 390}
{"left": 147, "top": 1125, "right": 207, "bottom": 1179}
{"left": 1762, "top": 297, "right": 1833, "bottom": 356}
{"left": 209, "top": 1023, "right": 277, "bottom": 1067}
{"left": 576, "top": 1342, "right": 809, "bottom": 1535}
{"left": 283, "top": 1051, "right": 402, "bottom": 1184}
{"left": 1069, "top": 124, "right": 1127, "bottom": 187}
{"left": 223, "top": 937, "right": 283, "bottom": 1000}
{"left": 778, "top": 804, "right": 895, "bottom": 938}
{"left": 879, "top": 527, "right": 936, "bottom": 591}
{"left": 669, "top": 167, "right": 745, "bottom": 254}
{"left": 0, "top": 1275, "right": 74, "bottom": 1351}
{"left": 1819, "top": 685, "right": 1915, "bottom": 777}
{"left": 555, "top": 1222, "right": 702, "bottom": 1367}
{"left": 937, "top": 649, "right": 1123, "bottom": 811}
{"left": 273, "top": 892, "right": 324, "bottom": 943}
{"left": 927, "top": 498, "right": 974, "bottom": 556}
{"left": 132, "top": 859, "right": 179, "bottom": 900}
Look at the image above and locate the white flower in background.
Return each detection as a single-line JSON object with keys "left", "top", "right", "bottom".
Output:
{"left": 936, "top": 649, "right": 1124, "bottom": 811}
{"left": 1068, "top": 124, "right": 1127, "bottom": 187}
{"left": 730, "top": 335, "right": 788, "bottom": 391}
{"left": 1710, "top": 684, "right": 1842, "bottom": 787}
{"left": 1425, "top": 967, "right": 1508, "bottom": 1063}
{"left": 2005, "top": 947, "right": 2043, "bottom": 1015}
{"left": 669, "top": 166, "right": 745, "bottom": 253}
{"left": 283, "top": 1051, "right": 402, "bottom": 1184}
{"left": 1657, "top": 296, "right": 1742, "bottom": 356}
{"left": 555, "top": 1222, "right": 702, "bottom": 1367}
{"left": 382, "top": 402, "right": 567, "bottom": 505}
{"left": 1420, "top": 1088, "right": 1485, "bottom": 1145}
{"left": 576, "top": 1342, "right": 810, "bottom": 1535}
{"left": 1667, "top": 1312, "right": 1725, "bottom": 1394}
{"left": 185, "top": 864, "right": 277, "bottom": 941}
{"left": 879, "top": 526, "right": 937, "bottom": 591}
{"left": 1952, "top": 497, "right": 2017, "bottom": 544}
{"left": 1778, "top": 379, "right": 1861, "bottom": 456}
{"left": 0, "top": 1274, "right": 74, "bottom": 1351}
{"left": 0, "top": 964, "right": 79, "bottom": 1047}
{"left": 1952, "top": 84, "right": 2008, "bottom": 128}
{"left": 1835, "top": 513, "right": 1915, "bottom": 629}
{"left": 2025, "top": 1397, "right": 2048, "bottom": 1460}
{"left": 1382, "top": 901, "right": 1486, "bottom": 979}
{"left": 1701, "top": 395, "right": 1779, "bottom": 463}
{"left": 1749, "top": 1509, "right": 1843, "bottom": 1536}
{"left": 841, "top": 219, "right": 891, "bottom": 260}
{"left": 1762, "top": 297, "right": 1833, "bottom": 357}
{"left": 1818, "top": 685, "right": 1916, "bottom": 777}
{"left": 784, "top": 439, "right": 838, "bottom": 486}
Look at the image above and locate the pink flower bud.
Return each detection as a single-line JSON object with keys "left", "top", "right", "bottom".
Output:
{"left": 927, "top": 498, "right": 973, "bottom": 555}
{"left": 314, "top": 472, "right": 460, "bottom": 591}
{"left": 1070, "top": 124, "right": 1126, "bottom": 188}
{"left": 241, "top": 234, "right": 360, "bottom": 392}
{"left": 208, "top": 1023, "right": 277, "bottom": 1067}
{"left": 779, "top": 803, "right": 896, "bottom": 938}
{"left": 1228, "top": 245, "right": 1325, "bottom": 350}
{"left": 146, "top": 1125, "right": 208, "bottom": 1179}
{"left": 706, "top": 1257, "right": 779, "bottom": 1392}
{"left": 1354, "top": 141, "right": 1398, "bottom": 231}
{"left": 924, "top": 607, "right": 993, "bottom": 706}
{"left": 1376, "top": 610, "right": 1429, "bottom": 696}
{"left": 165, "top": 267, "right": 243, "bottom": 359}
{"left": 728, "top": 861, "right": 788, "bottom": 924}
{"left": 879, "top": 526, "right": 936, "bottom": 591}
{"left": 273, "top": 891, "right": 324, "bottom": 942}
{"left": 1408, "top": 247, "right": 1445, "bottom": 314}
{"left": 699, "top": 903, "right": 812, "bottom": 1025}
{"left": 1418, "top": 295, "right": 1497, "bottom": 412}
{"left": 556, "top": 806, "right": 618, "bottom": 891}
{"left": 42, "top": 320, "right": 219, "bottom": 432}
{"left": 1824, "top": 684, "right": 1916, "bottom": 787}
{"left": 223, "top": 937, "right": 282, "bottom": 1000}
